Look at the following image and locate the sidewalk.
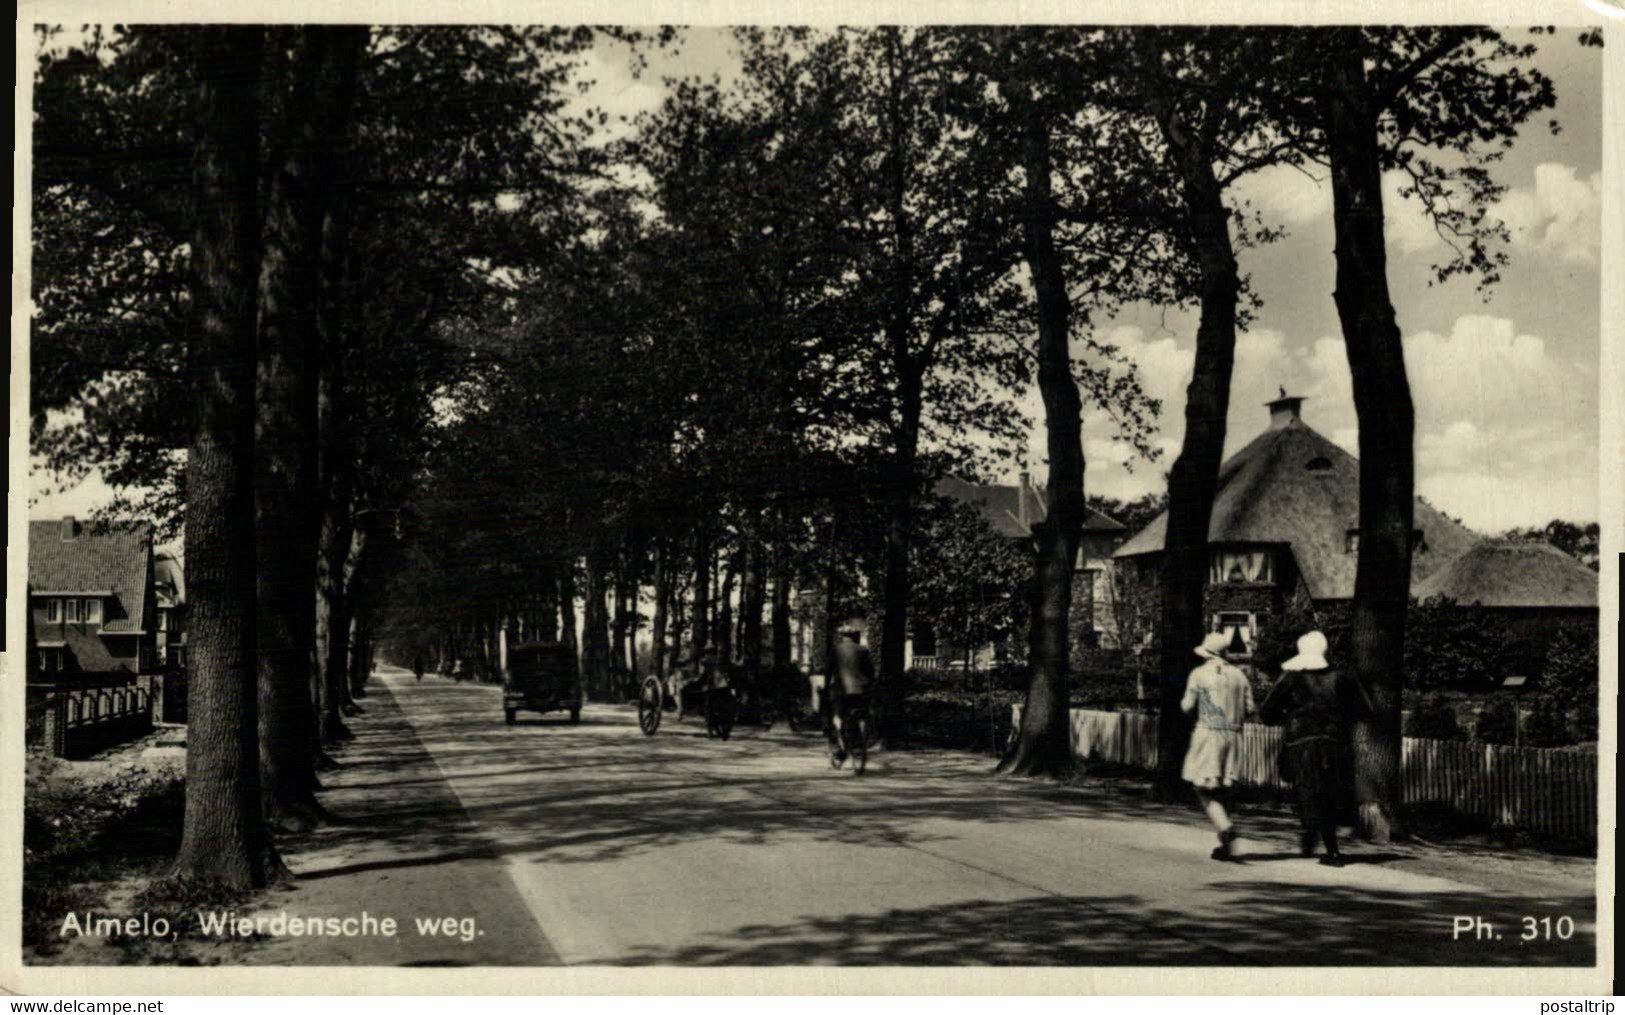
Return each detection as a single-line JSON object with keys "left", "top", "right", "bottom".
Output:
{"left": 236, "top": 679, "right": 562, "bottom": 965}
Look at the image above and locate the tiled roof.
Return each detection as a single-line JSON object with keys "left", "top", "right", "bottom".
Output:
{"left": 1112, "top": 418, "right": 1479, "bottom": 600}
{"left": 29, "top": 519, "right": 154, "bottom": 633}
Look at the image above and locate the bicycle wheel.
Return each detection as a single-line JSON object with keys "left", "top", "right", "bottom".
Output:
{"left": 846, "top": 716, "right": 868, "bottom": 776}
{"left": 638, "top": 676, "right": 662, "bottom": 736}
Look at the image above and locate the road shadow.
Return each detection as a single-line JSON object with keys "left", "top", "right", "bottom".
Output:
{"left": 280, "top": 673, "right": 1594, "bottom": 969}
{"left": 612, "top": 884, "right": 1595, "bottom": 967}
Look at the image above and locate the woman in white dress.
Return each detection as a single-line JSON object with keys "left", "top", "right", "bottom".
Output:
{"left": 1182, "top": 631, "right": 1256, "bottom": 861}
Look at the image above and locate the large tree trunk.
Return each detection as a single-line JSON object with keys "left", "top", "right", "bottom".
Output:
{"left": 558, "top": 563, "right": 581, "bottom": 684}
{"left": 689, "top": 527, "right": 712, "bottom": 667}
{"left": 880, "top": 368, "right": 921, "bottom": 691}
{"left": 313, "top": 193, "right": 355, "bottom": 745}
{"left": 770, "top": 528, "right": 793, "bottom": 686}
{"left": 254, "top": 27, "right": 363, "bottom": 831}
{"left": 1149, "top": 87, "right": 1243, "bottom": 798}
{"left": 716, "top": 547, "right": 739, "bottom": 662}
{"left": 174, "top": 25, "right": 280, "bottom": 888}
{"left": 996, "top": 76, "right": 1083, "bottom": 779}
{"left": 611, "top": 553, "right": 632, "bottom": 698}
{"left": 582, "top": 548, "right": 611, "bottom": 700}
{"left": 1323, "top": 43, "right": 1413, "bottom": 842}
{"left": 651, "top": 539, "right": 669, "bottom": 681}
{"left": 741, "top": 537, "right": 766, "bottom": 688}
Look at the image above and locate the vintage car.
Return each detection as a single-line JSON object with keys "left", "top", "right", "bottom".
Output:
{"left": 502, "top": 641, "right": 582, "bottom": 725}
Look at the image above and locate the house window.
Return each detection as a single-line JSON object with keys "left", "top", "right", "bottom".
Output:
{"left": 45, "top": 599, "right": 61, "bottom": 623}
{"left": 1345, "top": 530, "right": 1360, "bottom": 555}
{"left": 1213, "top": 612, "right": 1257, "bottom": 655}
{"left": 1209, "top": 550, "right": 1271, "bottom": 584}
{"left": 158, "top": 610, "right": 168, "bottom": 632}
{"left": 38, "top": 648, "right": 62, "bottom": 673}
{"left": 85, "top": 598, "right": 102, "bottom": 624}
{"left": 65, "top": 599, "right": 81, "bottom": 623}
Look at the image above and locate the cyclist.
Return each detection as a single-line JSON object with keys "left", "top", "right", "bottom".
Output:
{"left": 825, "top": 621, "right": 874, "bottom": 764}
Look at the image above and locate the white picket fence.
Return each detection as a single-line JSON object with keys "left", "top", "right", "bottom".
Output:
{"left": 1013, "top": 705, "right": 1598, "bottom": 841}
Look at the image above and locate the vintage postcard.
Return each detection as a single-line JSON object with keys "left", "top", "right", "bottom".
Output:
{"left": 5, "top": 0, "right": 1617, "bottom": 996}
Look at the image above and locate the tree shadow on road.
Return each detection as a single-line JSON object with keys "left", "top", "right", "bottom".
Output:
{"left": 279, "top": 676, "right": 1594, "bottom": 969}
{"left": 611, "top": 883, "right": 1595, "bottom": 967}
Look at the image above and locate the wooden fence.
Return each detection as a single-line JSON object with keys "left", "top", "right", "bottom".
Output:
{"left": 1015, "top": 705, "right": 1598, "bottom": 841}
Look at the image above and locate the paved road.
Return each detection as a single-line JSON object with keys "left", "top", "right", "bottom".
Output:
{"left": 364, "top": 667, "right": 1593, "bottom": 967}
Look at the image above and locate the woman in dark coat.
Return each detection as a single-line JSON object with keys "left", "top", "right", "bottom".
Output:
{"left": 1259, "top": 630, "right": 1372, "bottom": 866}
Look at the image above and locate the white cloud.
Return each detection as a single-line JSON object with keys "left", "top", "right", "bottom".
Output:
{"left": 1381, "top": 171, "right": 1445, "bottom": 256}
{"left": 1489, "top": 162, "right": 1601, "bottom": 267}
{"left": 1230, "top": 164, "right": 1328, "bottom": 225}
{"left": 1017, "top": 312, "right": 1596, "bottom": 530}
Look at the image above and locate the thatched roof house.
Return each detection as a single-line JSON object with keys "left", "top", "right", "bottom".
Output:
{"left": 1413, "top": 540, "right": 1598, "bottom": 610}
{"left": 1113, "top": 394, "right": 1479, "bottom": 600}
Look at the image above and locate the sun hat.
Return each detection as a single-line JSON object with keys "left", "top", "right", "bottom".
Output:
{"left": 1281, "top": 630, "right": 1331, "bottom": 671}
{"left": 1193, "top": 631, "right": 1231, "bottom": 660}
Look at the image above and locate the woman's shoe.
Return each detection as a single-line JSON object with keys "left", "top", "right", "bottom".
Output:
{"left": 1211, "top": 829, "right": 1240, "bottom": 862}
{"left": 1318, "top": 854, "right": 1346, "bottom": 868}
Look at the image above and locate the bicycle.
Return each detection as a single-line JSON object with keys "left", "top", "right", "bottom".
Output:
{"left": 828, "top": 701, "right": 871, "bottom": 776}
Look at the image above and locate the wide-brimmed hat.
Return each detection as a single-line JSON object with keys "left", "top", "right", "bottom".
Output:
{"left": 1193, "top": 632, "right": 1231, "bottom": 660}
{"left": 1281, "top": 630, "right": 1331, "bottom": 672}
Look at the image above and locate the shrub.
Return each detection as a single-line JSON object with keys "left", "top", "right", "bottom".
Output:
{"left": 1406, "top": 693, "right": 1464, "bottom": 741}
{"left": 1522, "top": 694, "right": 1572, "bottom": 748}
{"left": 1405, "top": 596, "right": 1513, "bottom": 693}
{"left": 1541, "top": 620, "right": 1598, "bottom": 706}
{"left": 1474, "top": 697, "right": 1518, "bottom": 745}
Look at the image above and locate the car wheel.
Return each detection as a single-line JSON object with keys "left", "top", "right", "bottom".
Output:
{"left": 505, "top": 708, "right": 516, "bottom": 726}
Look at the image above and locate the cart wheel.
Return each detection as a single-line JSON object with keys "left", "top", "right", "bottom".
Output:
{"left": 638, "top": 677, "right": 662, "bottom": 736}
{"left": 505, "top": 708, "right": 516, "bottom": 726}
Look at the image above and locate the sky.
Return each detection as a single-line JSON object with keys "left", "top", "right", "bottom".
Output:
{"left": 29, "top": 27, "right": 1604, "bottom": 536}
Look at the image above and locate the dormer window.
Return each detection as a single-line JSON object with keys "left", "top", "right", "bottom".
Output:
{"left": 85, "top": 598, "right": 103, "bottom": 624}
{"left": 1209, "top": 550, "right": 1272, "bottom": 584}
{"left": 45, "top": 599, "right": 61, "bottom": 623}
{"left": 65, "top": 599, "right": 81, "bottom": 623}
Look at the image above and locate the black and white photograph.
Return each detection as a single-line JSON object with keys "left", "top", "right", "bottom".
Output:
{"left": 6, "top": 3, "right": 1615, "bottom": 992}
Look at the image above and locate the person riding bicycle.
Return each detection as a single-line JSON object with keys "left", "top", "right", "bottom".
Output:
{"left": 826, "top": 621, "right": 874, "bottom": 763}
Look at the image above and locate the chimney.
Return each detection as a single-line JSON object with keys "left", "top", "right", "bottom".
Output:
{"left": 1265, "top": 388, "right": 1305, "bottom": 430}
{"left": 60, "top": 516, "right": 78, "bottom": 541}
{"left": 1017, "top": 471, "right": 1031, "bottom": 527}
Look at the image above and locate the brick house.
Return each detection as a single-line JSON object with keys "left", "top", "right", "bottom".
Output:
{"left": 907, "top": 474, "right": 1127, "bottom": 669}
{"left": 1111, "top": 394, "right": 1480, "bottom": 659}
{"left": 28, "top": 517, "right": 160, "bottom": 683}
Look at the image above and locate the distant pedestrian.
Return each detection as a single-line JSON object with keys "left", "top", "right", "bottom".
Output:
{"left": 826, "top": 622, "right": 874, "bottom": 764}
{"left": 1182, "top": 631, "right": 1255, "bottom": 861}
{"left": 1258, "top": 630, "right": 1373, "bottom": 867}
